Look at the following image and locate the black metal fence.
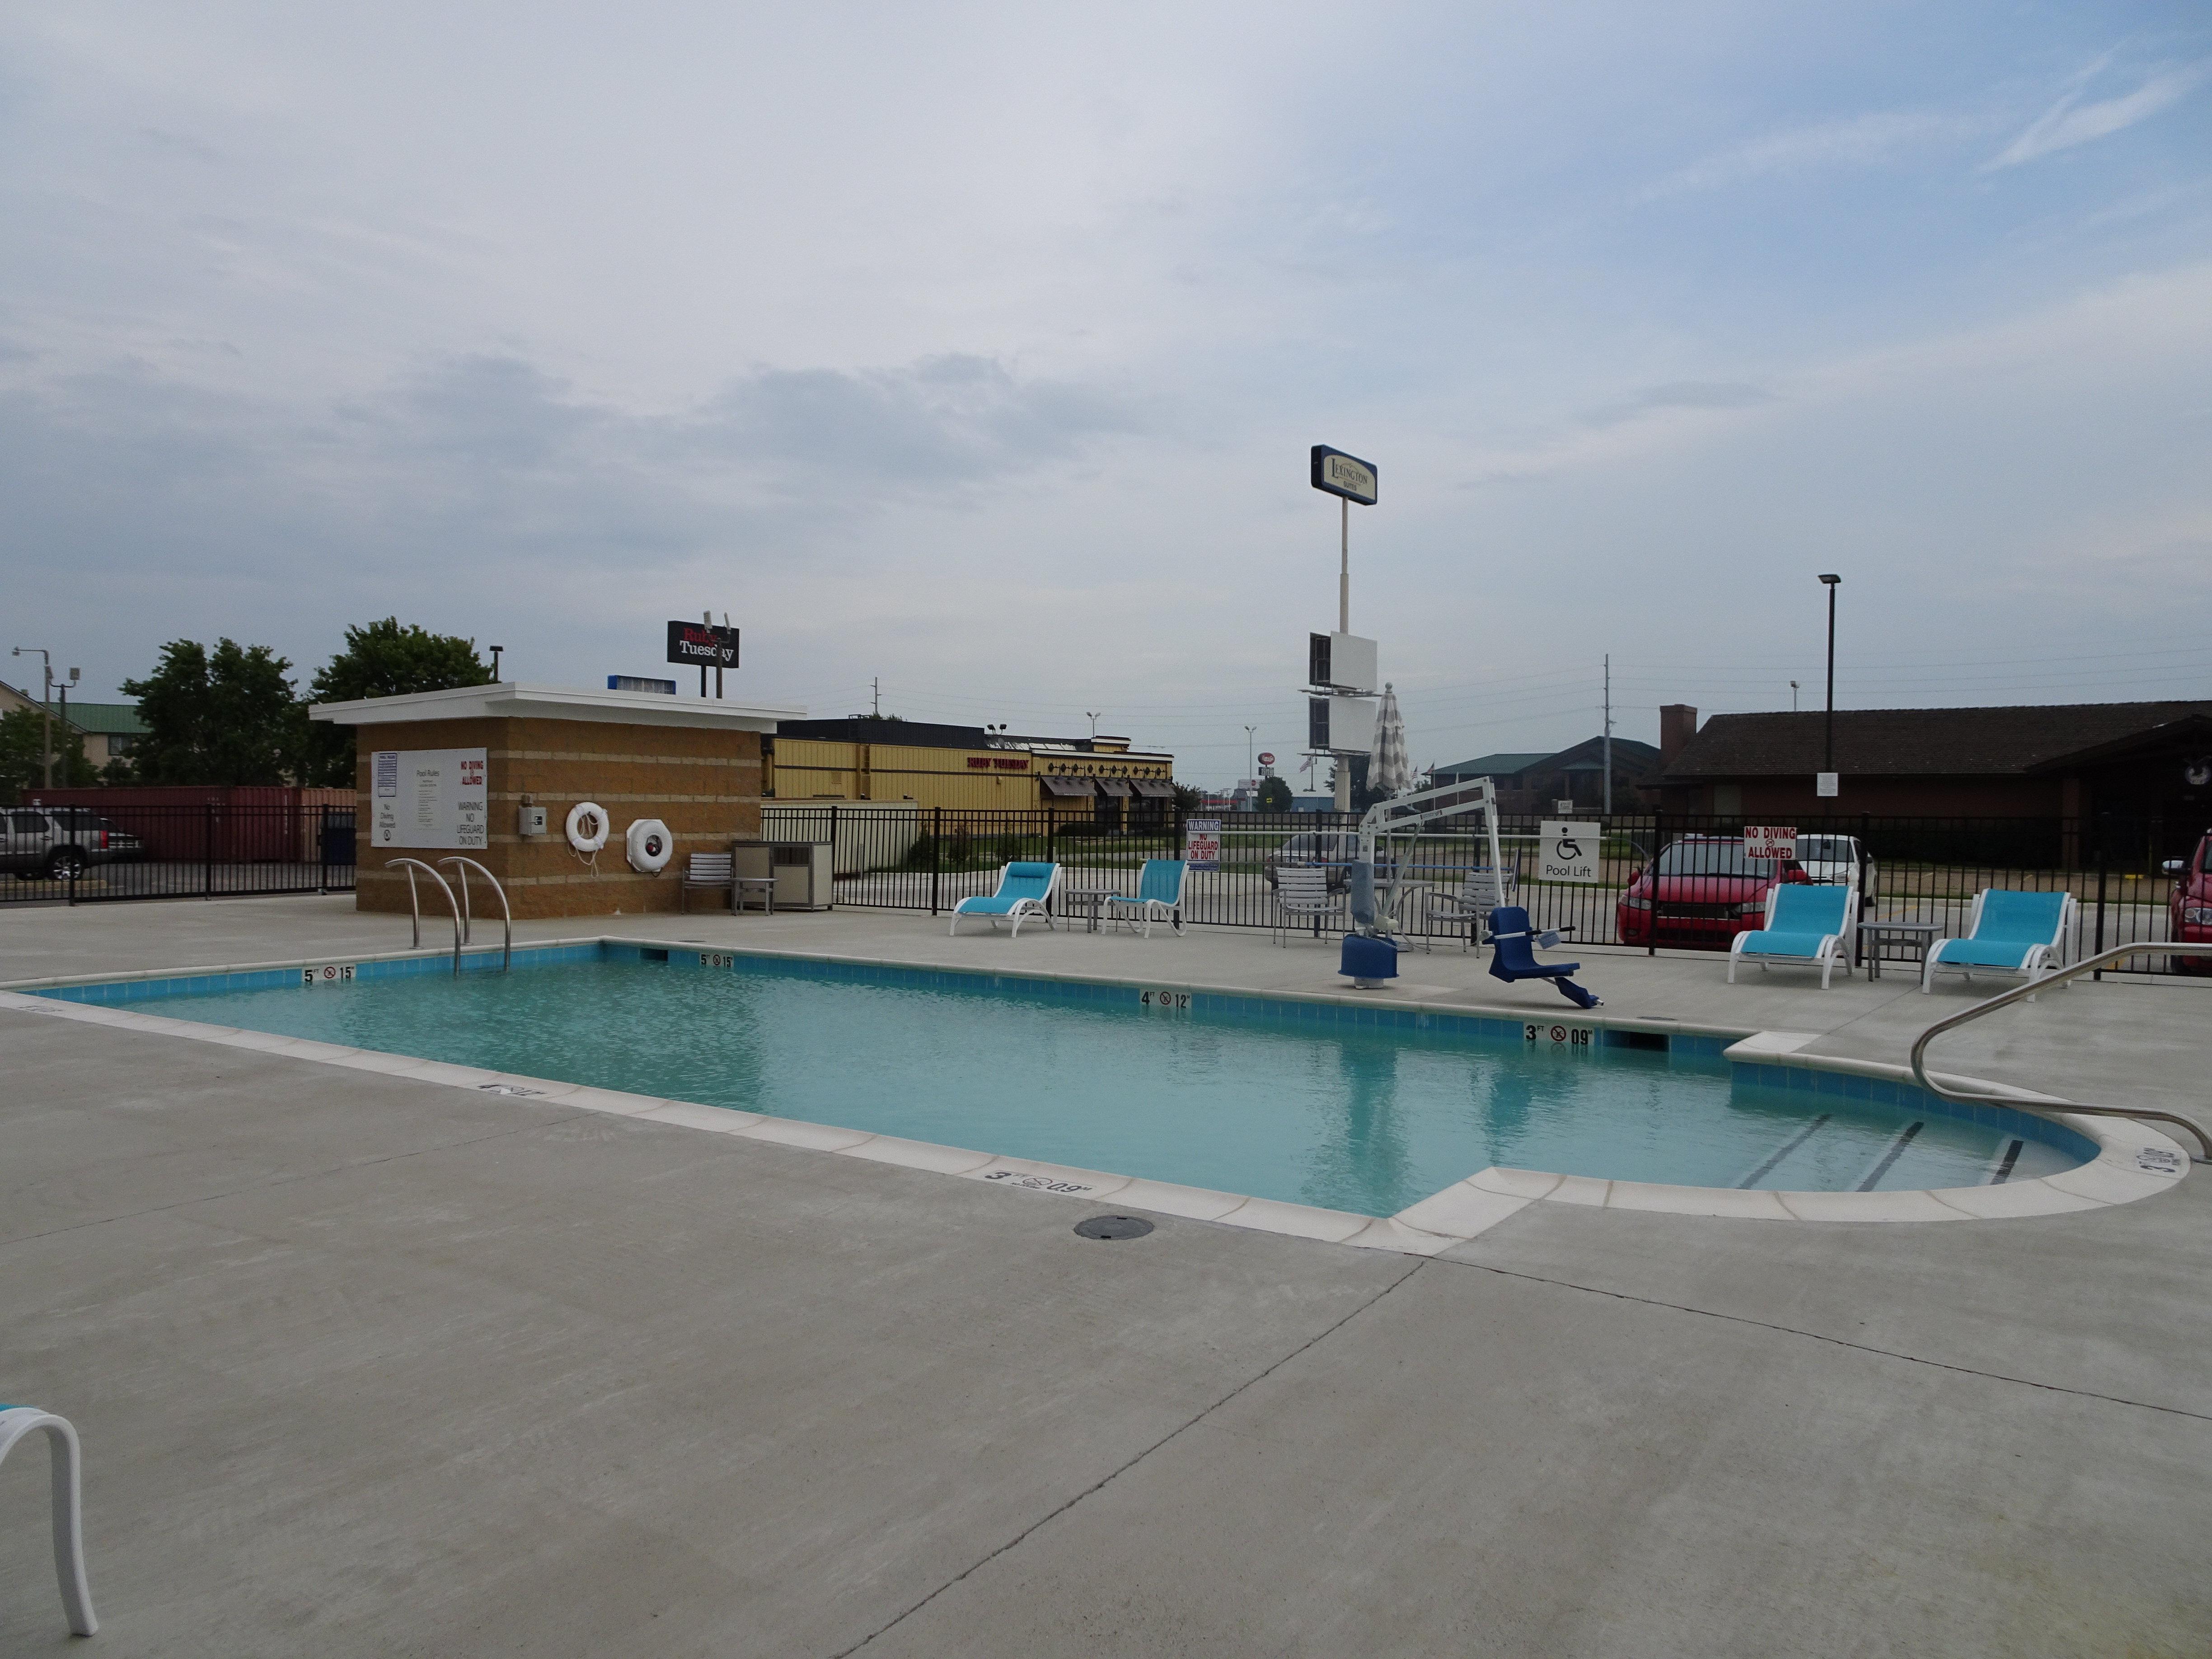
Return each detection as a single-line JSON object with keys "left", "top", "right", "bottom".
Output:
{"left": 0, "top": 804, "right": 356, "bottom": 905}
{"left": 761, "top": 804, "right": 2195, "bottom": 975}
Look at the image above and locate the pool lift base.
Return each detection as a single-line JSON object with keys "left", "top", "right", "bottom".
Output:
{"left": 1336, "top": 775, "right": 1603, "bottom": 1009}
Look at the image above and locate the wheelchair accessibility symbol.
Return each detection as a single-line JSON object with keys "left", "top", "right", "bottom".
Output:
{"left": 1539, "top": 820, "right": 1601, "bottom": 884}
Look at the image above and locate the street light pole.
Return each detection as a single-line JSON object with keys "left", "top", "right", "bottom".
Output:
{"left": 1244, "top": 725, "right": 1256, "bottom": 781}
{"left": 12, "top": 646, "right": 52, "bottom": 789}
{"left": 1818, "top": 575, "right": 1841, "bottom": 778}
{"left": 1085, "top": 710, "right": 1101, "bottom": 740}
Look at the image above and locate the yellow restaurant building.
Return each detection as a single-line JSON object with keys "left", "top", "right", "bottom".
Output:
{"left": 767, "top": 718, "right": 1176, "bottom": 826}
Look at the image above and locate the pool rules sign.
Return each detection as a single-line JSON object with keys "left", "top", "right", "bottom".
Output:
{"left": 372, "top": 747, "right": 487, "bottom": 849}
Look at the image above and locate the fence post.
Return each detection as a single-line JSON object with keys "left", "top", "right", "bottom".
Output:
{"left": 203, "top": 803, "right": 215, "bottom": 899}
{"left": 318, "top": 806, "right": 328, "bottom": 895}
{"left": 1647, "top": 810, "right": 1661, "bottom": 956}
{"left": 929, "top": 806, "right": 941, "bottom": 916}
{"left": 2093, "top": 847, "right": 2108, "bottom": 982}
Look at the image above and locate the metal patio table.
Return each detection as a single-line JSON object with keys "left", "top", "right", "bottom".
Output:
{"left": 1857, "top": 919, "right": 1940, "bottom": 982}
{"left": 1061, "top": 889, "right": 1113, "bottom": 934}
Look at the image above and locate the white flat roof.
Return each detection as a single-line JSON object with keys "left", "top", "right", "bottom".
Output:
{"left": 309, "top": 683, "right": 806, "bottom": 733}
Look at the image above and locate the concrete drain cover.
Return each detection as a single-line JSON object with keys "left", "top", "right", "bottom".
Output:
{"left": 1074, "top": 1214, "right": 1154, "bottom": 1241}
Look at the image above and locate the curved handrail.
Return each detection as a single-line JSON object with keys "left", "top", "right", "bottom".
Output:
{"left": 0, "top": 1407, "right": 98, "bottom": 1635}
{"left": 387, "top": 858, "right": 464, "bottom": 976}
{"left": 1910, "top": 942, "right": 2212, "bottom": 1162}
{"left": 436, "top": 856, "right": 511, "bottom": 971}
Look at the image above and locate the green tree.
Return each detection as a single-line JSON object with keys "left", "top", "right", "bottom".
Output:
{"left": 1256, "top": 777, "right": 1293, "bottom": 812}
{"left": 121, "top": 638, "right": 307, "bottom": 786}
{"left": 302, "top": 619, "right": 491, "bottom": 786}
{"left": 0, "top": 708, "right": 97, "bottom": 802}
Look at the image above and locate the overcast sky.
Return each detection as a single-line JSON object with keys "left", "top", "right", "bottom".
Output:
{"left": 3, "top": 2, "right": 2209, "bottom": 786}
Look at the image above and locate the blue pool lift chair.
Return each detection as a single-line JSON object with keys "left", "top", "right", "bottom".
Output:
{"left": 1483, "top": 905, "right": 1602, "bottom": 1008}
{"left": 1727, "top": 881, "right": 1856, "bottom": 990}
{"left": 1922, "top": 888, "right": 2075, "bottom": 994}
{"left": 1103, "top": 859, "right": 1188, "bottom": 938}
{"left": 0, "top": 1404, "right": 98, "bottom": 1636}
{"left": 950, "top": 861, "right": 1061, "bottom": 938}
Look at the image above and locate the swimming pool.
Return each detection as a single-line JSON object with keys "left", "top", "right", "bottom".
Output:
{"left": 31, "top": 943, "right": 2092, "bottom": 1218}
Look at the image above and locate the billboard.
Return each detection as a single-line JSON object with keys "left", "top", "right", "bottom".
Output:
{"left": 666, "top": 620, "right": 740, "bottom": 670}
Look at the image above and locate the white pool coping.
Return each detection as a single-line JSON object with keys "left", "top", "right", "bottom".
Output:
{"left": 2, "top": 936, "right": 2191, "bottom": 1255}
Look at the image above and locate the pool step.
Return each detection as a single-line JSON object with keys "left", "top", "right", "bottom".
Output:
{"left": 1855, "top": 1121, "right": 1925, "bottom": 1191}
{"left": 1735, "top": 1115, "right": 1832, "bottom": 1188}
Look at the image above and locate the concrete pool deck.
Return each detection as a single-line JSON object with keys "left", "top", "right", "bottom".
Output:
{"left": 3, "top": 895, "right": 2209, "bottom": 1654}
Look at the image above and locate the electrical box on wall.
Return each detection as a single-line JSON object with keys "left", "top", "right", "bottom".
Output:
{"left": 517, "top": 805, "right": 548, "bottom": 836}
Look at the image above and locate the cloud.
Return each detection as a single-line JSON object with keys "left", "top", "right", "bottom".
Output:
{"left": 685, "top": 354, "right": 1146, "bottom": 494}
{"left": 1579, "top": 381, "right": 1777, "bottom": 428}
{"left": 1646, "top": 109, "right": 1978, "bottom": 198}
{"left": 1986, "top": 59, "right": 2212, "bottom": 170}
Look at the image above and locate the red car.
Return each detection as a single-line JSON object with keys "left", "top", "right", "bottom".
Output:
{"left": 2165, "top": 832, "right": 2212, "bottom": 974}
{"left": 1617, "top": 835, "right": 1812, "bottom": 950}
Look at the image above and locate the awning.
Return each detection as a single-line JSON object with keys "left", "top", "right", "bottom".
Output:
{"left": 1040, "top": 775, "right": 1096, "bottom": 797}
{"left": 1096, "top": 778, "right": 1133, "bottom": 797}
{"left": 1129, "top": 778, "right": 1175, "bottom": 798}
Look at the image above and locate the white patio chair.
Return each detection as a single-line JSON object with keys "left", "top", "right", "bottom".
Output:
{"left": 0, "top": 1404, "right": 98, "bottom": 1636}
{"left": 1273, "top": 864, "right": 1345, "bottom": 945}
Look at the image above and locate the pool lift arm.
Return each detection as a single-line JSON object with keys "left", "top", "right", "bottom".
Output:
{"left": 1342, "top": 775, "right": 1601, "bottom": 1007}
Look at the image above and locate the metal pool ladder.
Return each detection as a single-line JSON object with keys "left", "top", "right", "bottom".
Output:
{"left": 436, "top": 856, "right": 512, "bottom": 971}
{"left": 386, "top": 857, "right": 511, "bottom": 975}
{"left": 1910, "top": 942, "right": 2211, "bottom": 1162}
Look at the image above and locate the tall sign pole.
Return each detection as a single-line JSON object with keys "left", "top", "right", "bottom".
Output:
{"left": 1818, "top": 573, "right": 1841, "bottom": 798}
{"left": 1340, "top": 497, "right": 1350, "bottom": 634}
{"left": 1309, "top": 446, "right": 1379, "bottom": 813}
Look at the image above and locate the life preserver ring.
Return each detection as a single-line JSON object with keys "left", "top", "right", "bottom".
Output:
{"left": 566, "top": 802, "right": 609, "bottom": 853}
{"left": 625, "top": 818, "right": 673, "bottom": 874}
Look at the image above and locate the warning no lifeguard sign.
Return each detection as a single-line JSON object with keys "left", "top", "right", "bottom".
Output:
{"left": 1743, "top": 825, "right": 1798, "bottom": 862}
{"left": 1184, "top": 818, "right": 1222, "bottom": 871}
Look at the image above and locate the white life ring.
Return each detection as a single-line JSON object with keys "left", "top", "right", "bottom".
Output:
{"left": 565, "top": 801, "right": 609, "bottom": 853}
{"left": 625, "top": 818, "right": 673, "bottom": 874}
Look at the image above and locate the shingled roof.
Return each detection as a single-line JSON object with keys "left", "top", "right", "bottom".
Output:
{"left": 1666, "top": 702, "right": 2212, "bottom": 779}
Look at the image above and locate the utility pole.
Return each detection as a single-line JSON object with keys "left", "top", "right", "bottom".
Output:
{"left": 1602, "top": 655, "right": 1613, "bottom": 817}
{"left": 1818, "top": 574, "right": 1842, "bottom": 779}
{"left": 12, "top": 646, "right": 52, "bottom": 789}
{"left": 872, "top": 677, "right": 880, "bottom": 718}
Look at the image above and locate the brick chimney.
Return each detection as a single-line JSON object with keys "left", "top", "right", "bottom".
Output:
{"left": 1659, "top": 704, "right": 1698, "bottom": 768}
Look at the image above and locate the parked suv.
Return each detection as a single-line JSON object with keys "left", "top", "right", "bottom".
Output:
{"left": 2164, "top": 832, "right": 2212, "bottom": 975}
{"left": 1617, "top": 835, "right": 1810, "bottom": 950}
{"left": 1261, "top": 831, "right": 1398, "bottom": 892}
{"left": 2, "top": 807, "right": 145, "bottom": 880}
{"left": 1794, "top": 833, "right": 1877, "bottom": 904}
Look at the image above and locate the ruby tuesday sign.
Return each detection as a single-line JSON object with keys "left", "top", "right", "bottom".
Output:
{"left": 666, "top": 621, "right": 739, "bottom": 669}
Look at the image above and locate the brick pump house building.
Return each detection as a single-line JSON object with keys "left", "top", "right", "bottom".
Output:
{"left": 1650, "top": 699, "right": 2212, "bottom": 865}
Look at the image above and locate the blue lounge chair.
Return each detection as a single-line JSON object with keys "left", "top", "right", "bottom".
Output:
{"left": 1483, "top": 906, "right": 1602, "bottom": 1008}
{"left": 1728, "top": 882, "right": 1856, "bottom": 989}
{"left": 1923, "top": 889, "right": 2074, "bottom": 994}
{"left": 1103, "top": 859, "right": 1187, "bottom": 938}
{"left": 949, "top": 861, "right": 1060, "bottom": 938}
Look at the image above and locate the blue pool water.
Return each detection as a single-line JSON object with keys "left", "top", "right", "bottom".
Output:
{"left": 55, "top": 949, "right": 2090, "bottom": 1218}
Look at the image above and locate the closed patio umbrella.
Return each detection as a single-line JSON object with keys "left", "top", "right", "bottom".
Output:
{"left": 1370, "top": 683, "right": 1412, "bottom": 796}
